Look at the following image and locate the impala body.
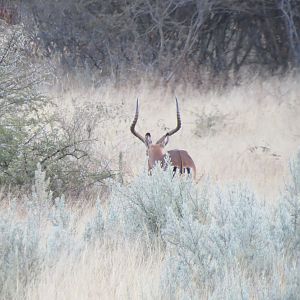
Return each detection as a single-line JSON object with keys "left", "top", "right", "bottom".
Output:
{"left": 130, "top": 98, "right": 196, "bottom": 178}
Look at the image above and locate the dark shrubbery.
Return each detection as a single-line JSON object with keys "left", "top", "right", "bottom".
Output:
{"left": 14, "top": 0, "right": 300, "bottom": 84}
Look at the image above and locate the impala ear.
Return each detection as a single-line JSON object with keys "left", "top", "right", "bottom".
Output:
{"left": 145, "top": 132, "right": 152, "bottom": 148}
{"left": 158, "top": 134, "right": 169, "bottom": 147}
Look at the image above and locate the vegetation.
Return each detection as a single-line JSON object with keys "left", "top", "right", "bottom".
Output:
{"left": 17, "top": 0, "right": 300, "bottom": 85}
{"left": 0, "top": 23, "right": 113, "bottom": 194}
{"left": 1, "top": 1, "right": 300, "bottom": 85}
{"left": 1, "top": 154, "right": 300, "bottom": 299}
{"left": 0, "top": 1, "right": 299, "bottom": 299}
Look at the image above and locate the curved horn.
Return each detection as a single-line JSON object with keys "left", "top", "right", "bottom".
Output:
{"left": 156, "top": 97, "right": 181, "bottom": 144}
{"left": 130, "top": 98, "right": 145, "bottom": 144}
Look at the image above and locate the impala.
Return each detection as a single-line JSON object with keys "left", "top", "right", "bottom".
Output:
{"left": 130, "top": 98, "right": 196, "bottom": 178}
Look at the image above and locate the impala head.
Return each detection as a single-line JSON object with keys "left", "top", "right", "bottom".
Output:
{"left": 130, "top": 98, "right": 181, "bottom": 167}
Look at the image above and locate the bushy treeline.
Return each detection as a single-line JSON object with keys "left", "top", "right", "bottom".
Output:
{"left": 5, "top": 0, "right": 300, "bottom": 84}
{"left": 1, "top": 154, "right": 300, "bottom": 299}
{"left": 0, "top": 23, "right": 113, "bottom": 193}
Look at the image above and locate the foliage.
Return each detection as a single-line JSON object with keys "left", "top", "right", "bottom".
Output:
{"left": 1, "top": 152, "right": 300, "bottom": 298}
{"left": 0, "top": 24, "right": 113, "bottom": 193}
{"left": 193, "top": 109, "right": 227, "bottom": 138}
{"left": 107, "top": 154, "right": 300, "bottom": 298}
{"left": 0, "top": 164, "right": 84, "bottom": 299}
{"left": 0, "top": 24, "right": 47, "bottom": 182}
{"left": 107, "top": 157, "right": 203, "bottom": 241}
{"left": 0, "top": 205, "right": 41, "bottom": 299}
{"left": 0, "top": 164, "right": 49, "bottom": 299}
{"left": 276, "top": 151, "right": 300, "bottom": 259}
{"left": 14, "top": 0, "right": 300, "bottom": 84}
{"left": 84, "top": 199, "right": 105, "bottom": 243}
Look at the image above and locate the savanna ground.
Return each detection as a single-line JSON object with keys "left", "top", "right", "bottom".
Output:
{"left": 1, "top": 73, "right": 300, "bottom": 299}
{"left": 1, "top": 5, "right": 300, "bottom": 298}
{"left": 54, "top": 74, "right": 300, "bottom": 199}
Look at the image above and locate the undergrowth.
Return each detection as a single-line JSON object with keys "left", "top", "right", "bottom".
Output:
{"left": 0, "top": 153, "right": 300, "bottom": 299}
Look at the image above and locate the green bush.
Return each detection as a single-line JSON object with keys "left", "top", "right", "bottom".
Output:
{"left": 0, "top": 24, "right": 113, "bottom": 193}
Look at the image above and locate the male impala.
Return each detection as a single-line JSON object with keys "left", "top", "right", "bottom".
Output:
{"left": 130, "top": 98, "right": 196, "bottom": 178}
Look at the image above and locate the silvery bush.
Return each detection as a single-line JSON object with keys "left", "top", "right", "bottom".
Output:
{"left": 1, "top": 152, "right": 300, "bottom": 299}
{"left": 106, "top": 157, "right": 203, "bottom": 241}
{"left": 107, "top": 154, "right": 300, "bottom": 298}
{"left": 0, "top": 165, "right": 77, "bottom": 299}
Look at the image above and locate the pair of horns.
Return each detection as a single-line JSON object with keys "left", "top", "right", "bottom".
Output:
{"left": 130, "top": 98, "right": 181, "bottom": 144}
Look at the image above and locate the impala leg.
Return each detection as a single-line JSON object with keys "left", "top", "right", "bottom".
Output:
{"left": 172, "top": 166, "right": 177, "bottom": 177}
{"left": 187, "top": 168, "right": 191, "bottom": 176}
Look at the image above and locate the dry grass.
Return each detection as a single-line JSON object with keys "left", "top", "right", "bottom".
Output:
{"left": 27, "top": 239, "right": 164, "bottom": 300}
{"left": 51, "top": 74, "right": 300, "bottom": 200}
{"left": 16, "top": 74, "right": 299, "bottom": 299}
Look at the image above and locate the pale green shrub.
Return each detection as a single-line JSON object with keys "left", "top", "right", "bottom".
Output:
{"left": 0, "top": 209, "right": 41, "bottom": 299}
{"left": 106, "top": 153, "right": 300, "bottom": 298}
{"left": 1, "top": 152, "right": 300, "bottom": 299}
{"left": 0, "top": 24, "right": 113, "bottom": 194}
{"left": 107, "top": 158, "right": 204, "bottom": 241}
{"left": 0, "top": 164, "right": 50, "bottom": 299}
{"left": 0, "top": 164, "right": 73, "bottom": 299}
{"left": 83, "top": 199, "right": 105, "bottom": 243}
{"left": 276, "top": 151, "right": 300, "bottom": 258}
{"left": 162, "top": 185, "right": 276, "bottom": 297}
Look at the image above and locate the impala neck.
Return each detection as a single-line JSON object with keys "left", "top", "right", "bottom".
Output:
{"left": 147, "top": 145, "right": 165, "bottom": 169}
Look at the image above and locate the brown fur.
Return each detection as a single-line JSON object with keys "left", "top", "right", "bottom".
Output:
{"left": 147, "top": 145, "right": 196, "bottom": 179}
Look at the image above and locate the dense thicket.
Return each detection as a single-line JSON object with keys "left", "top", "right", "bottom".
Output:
{"left": 7, "top": 0, "right": 299, "bottom": 84}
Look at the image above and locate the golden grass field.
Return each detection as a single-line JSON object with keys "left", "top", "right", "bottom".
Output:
{"left": 27, "top": 239, "right": 164, "bottom": 300}
{"left": 51, "top": 74, "right": 300, "bottom": 200}
{"left": 9, "top": 74, "right": 300, "bottom": 299}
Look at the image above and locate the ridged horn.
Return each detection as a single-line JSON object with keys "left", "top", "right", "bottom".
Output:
{"left": 156, "top": 97, "right": 181, "bottom": 144}
{"left": 130, "top": 98, "right": 145, "bottom": 144}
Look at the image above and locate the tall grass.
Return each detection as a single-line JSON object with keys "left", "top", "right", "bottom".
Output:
{"left": 0, "top": 149, "right": 299, "bottom": 299}
{"left": 50, "top": 74, "right": 300, "bottom": 199}
{"left": 0, "top": 72, "right": 299, "bottom": 299}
